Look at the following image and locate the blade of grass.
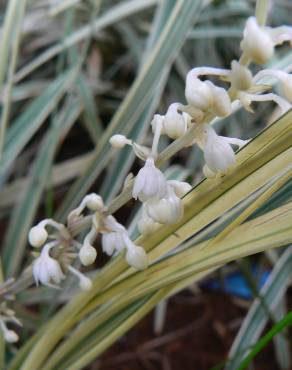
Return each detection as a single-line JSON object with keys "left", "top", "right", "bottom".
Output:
{"left": 76, "top": 74, "right": 102, "bottom": 143}
{"left": 226, "top": 247, "right": 292, "bottom": 370}
{"left": 0, "top": 0, "right": 27, "bottom": 158}
{"left": 237, "top": 311, "right": 292, "bottom": 370}
{"left": 13, "top": 0, "right": 159, "bottom": 83}
{"left": 2, "top": 97, "right": 83, "bottom": 277}
{"left": 273, "top": 298, "right": 291, "bottom": 370}
{"left": 0, "top": 0, "right": 20, "bottom": 89}
{"left": 0, "top": 68, "right": 78, "bottom": 184}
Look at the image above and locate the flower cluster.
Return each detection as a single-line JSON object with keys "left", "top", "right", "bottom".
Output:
{"left": 110, "top": 112, "right": 192, "bottom": 235}
{"left": 28, "top": 15, "right": 292, "bottom": 293}
{"left": 28, "top": 193, "right": 149, "bottom": 290}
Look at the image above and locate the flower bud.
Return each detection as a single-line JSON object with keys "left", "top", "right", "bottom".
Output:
{"left": 132, "top": 157, "right": 167, "bottom": 202}
{"left": 79, "top": 275, "right": 92, "bottom": 291}
{"left": 126, "top": 246, "right": 148, "bottom": 270}
{"left": 79, "top": 245, "right": 97, "bottom": 266}
{"left": 163, "top": 103, "right": 187, "bottom": 139}
{"left": 203, "top": 125, "right": 236, "bottom": 173}
{"left": 28, "top": 226, "right": 48, "bottom": 247}
{"left": 146, "top": 186, "right": 183, "bottom": 225}
{"left": 4, "top": 330, "right": 19, "bottom": 343}
{"left": 241, "top": 17, "right": 274, "bottom": 64}
{"left": 85, "top": 194, "right": 104, "bottom": 211}
{"left": 137, "top": 213, "right": 160, "bottom": 236}
{"left": 109, "top": 134, "right": 129, "bottom": 148}
{"left": 167, "top": 180, "right": 192, "bottom": 198}
{"left": 101, "top": 231, "right": 125, "bottom": 255}
{"left": 185, "top": 72, "right": 214, "bottom": 111}
{"left": 212, "top": 86, "right": 232, "bottom": 117}
{"left": 229, "top": 60, "right": 253, "bottom": 91}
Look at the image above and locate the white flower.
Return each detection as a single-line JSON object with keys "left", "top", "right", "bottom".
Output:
{"left": 4, "top": 330, "right": 19, "bottom": 343}
{"left": 163, "top": 103, "right": 187, "bottom": 139}
{"left": 229, "top": 60, "right": 253, "bottom": 91}
{"left": 194, "top": 124, "right": 247, "bottom": 174}
{"left": 146, "top": 185, "right": 183, "bottom": 225}
{"left": 109, "top": 134, "right": 131, "bottom": 148}
{"left": 254, "top": 70, "right": 292, "bottom": 102}
{"left": 167, "top": 180, "right": 192, "bottom": 198}
{"left": 240, "top": 17, "right": 274, "bottom": 64}
{"left": 100, "top": 215, "right": 127, "bottom": 255}
{"left": 79, "top": 245, "right": 97, "bottom": 266}
{"left": 79, "top": 224, "right": 98, "bottom": 266}
{"left": 132, "top": 157, "right": 167, "bottom": 202}
{"left": 33, "top": 243, "right": 65, "bottom": 287}
{"left": 0, "top": 322, "right": 19, "bottom": 343}
{"left": 212, "top": 85, "right": 232, "bottom": 117}
{"left": 28, "top": 225, "right": 48, "bottom": 248}
{"left": 85, "top": 194, "right": 104, "bottom": 211}
{"left": 101, "top": 232, "right": 126, "bottom": 256}
{"left": 137, "top": 206, "right": 160, "bottom": 236}
{"left": 202, "top": 125, "right": 236, "bottom": 173}
{"left": 126, "top": 246, "right": 148, "bottom": 270}
{"left": 122, "top": 234, "right": 148, "bottom": 270}
{"left": 185, "top": 70, "right": 231, "bottom": 117}
{"left": 185, "top": 72, "right": 214, "bottom": 111}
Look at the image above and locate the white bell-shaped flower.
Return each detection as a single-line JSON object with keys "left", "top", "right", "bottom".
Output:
{"left": 240, "top": 17, "right": 274, "bottom": 64}
{"left": 132, "top": 157, "right": 167, "bottom": 202}
{"left": 122, "top": 234, "right": 148, "bottom": 270}
{"left": 212, "top": 86, "right": 232, "bottom": 117}
{"left": 146, "top": 185, "right": 183, "bottom": 225}
{"left": 201, "top": 124, "right": 236, "bottom": 173}
{"left": 185, "top": 71, "right": 214, "bottom": 111}
{"left": 167, "top": 180, "right": 192, "bottom": 198}
{"left": 163, "top": 103, "right": 187, "bottom": 139}
{"left": 33, "top": 243, "right": 65, "bottom": 287}
{"left": 137, "top": 206, "right": 160, "bottom": 236}
{"left": 101, "top": 231, "right": 126, "bottom": 256}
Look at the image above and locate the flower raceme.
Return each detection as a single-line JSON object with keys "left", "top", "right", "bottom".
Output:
{"left": 27, "top": 12, "right": 292, "bottom": 299}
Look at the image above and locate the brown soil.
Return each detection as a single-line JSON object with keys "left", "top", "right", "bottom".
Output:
{"left": 98, "top": 291, "right": 290, "bottom": 370}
